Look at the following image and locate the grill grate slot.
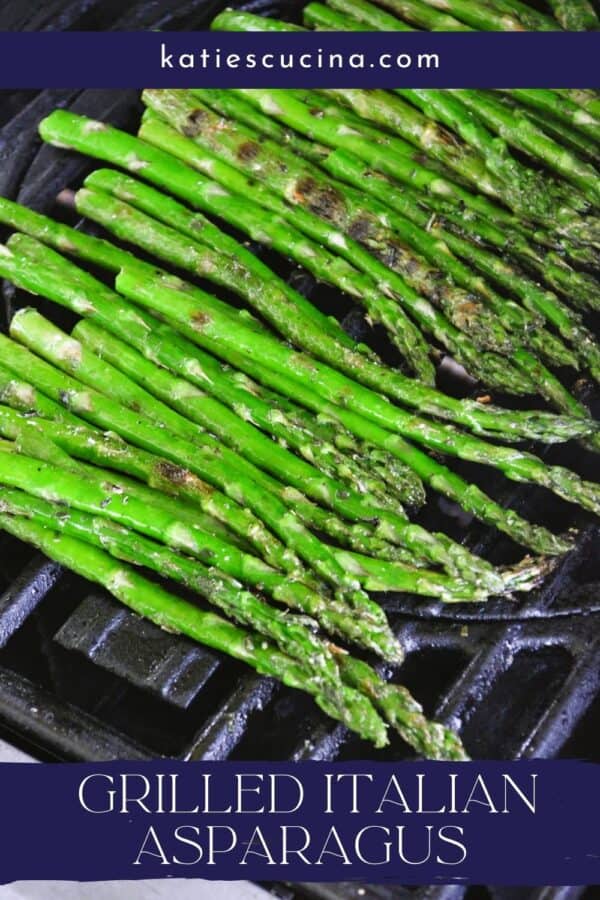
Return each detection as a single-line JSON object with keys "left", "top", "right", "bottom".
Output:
{"left": 55, "top": 593, "right": 221, "bottom": 710}
{"left": 461, "top": 646, "right": 574, "bottom": 759}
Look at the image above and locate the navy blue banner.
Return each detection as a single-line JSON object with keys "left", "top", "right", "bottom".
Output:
{"left": 0, "top": 760, "right": 598, "bottom": 884}
{"left": 0, "top": 31, "right": 598, "bottom": 88}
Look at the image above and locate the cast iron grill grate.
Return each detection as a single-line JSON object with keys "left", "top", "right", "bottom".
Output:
{"left": 0, "top": 13, "right": 597, "bottom": 900}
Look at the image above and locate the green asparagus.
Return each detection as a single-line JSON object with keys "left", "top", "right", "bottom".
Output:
{"left": 191, "top": 90, "right": 599, "bottom": 312}
{"left": 0, "top": 440, "right": 404, "bottom": 659}
{"left": 74, "top": 317, "right": 397, "bottom": 513}
{"left": 138, "top": 107, "right": 436, "bottom": 382}
{"left": 0, "top": 394, "right": 285, "bottom": 561}
{"left": 146, "top": 93, "right": 588, "bottom": 417}
{"left": 303, "top": 3, "right": 375, "bottom": 30}
{"left": 13, "top": 303, "right": 493, "bottom": 588}
{"left": 454, "top": 91, "right": 600, "bottom": 209}
{"left": 307, "top": 0, "right": 414, "bottom": 31}
{"left": 183, "top": 345, "right": 575, "bottom": 569}
{"left": 0, "top": 486, "right": 350, "bottom": 689}
{"left": 5, "top": 234, "right": 498, "bottom": 581}
{"left": 546, "top": 0, "right": 599, "bottom": 30}
{"left": 500, "top": 89, "right": 600, "bottom": 142}
{"left": 81, "top": 153, "right": 527, "bottom": 396}
{"left": 116, "top": 266, "right": 600, "bottom": 527}
{"left": 395, "top": 89, "right": 579, "bottom": 220}
{"left": 0, "top": 235, "right": 593, "bottom": 558}
{"left": 1, "top": 322, "right": 392, "bottom": 617}
{"left": 410, "top": 0, "right": 556, "bottom": 30}
{"left": 0, "top": 183, "right": 419, "bottom": 508}
{"left": 142, "top": 91, "right": 516, "bottom": 357}
{"left": 0, "top": 237, "right": 576, "bottom": 566}
{"left": 0, "top": 512, "right": 392, "bottom": 748}
{"left": 232, "top": 89, "right": 598, "bottom": 249}
{"left": 321, "top": 149, "right": 600, "bottom": 361}
{"left": 21, "top": 119, "right": 592, "bottom": 445}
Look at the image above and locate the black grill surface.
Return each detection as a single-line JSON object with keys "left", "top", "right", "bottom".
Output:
{"left": 0, "top": 4, "right": 599, "bottom": 898}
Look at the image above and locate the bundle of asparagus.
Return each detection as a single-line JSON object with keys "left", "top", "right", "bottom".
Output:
{"left": 0, "top": 70, "right": 598, "bottom": 755}
{"left": 275, "top": 0, "right": 600, "bottom": 32}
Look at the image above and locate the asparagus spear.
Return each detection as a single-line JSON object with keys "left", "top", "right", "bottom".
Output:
{"left": 0, "top": 323, "right": 390, "bottom": 615}
{"left": 213, "top": 3, "right": 463, "bottom": 32}
{"left": 0, "top": 236, "right": 591, "bottom": 556}
{"left": 189, "top": 88, "right": 330, "bottom": 165}
{"left": 325, "top": 153, "right": 598, "bottom": 358}
{"left": 80, "top": 162, "right": 525, "bottom": 396}
{"left": 0, "top": 440, "right": 482, "bottom": 602}
{"left": 5, "top": 208, "right": 579, "bottom": 455}
{"left": 0, "top": 286, "right": 564, "bottom": 584}
{"left": 500, "top": 90, "right": 600, "bottom": 142}
{"left": 316, "top": 87, "right": 571, "bottom": 223}
{"left": 454, "top": 91, "right": 600, "bottom": 210}
{"left": 279, "top": 89, "right": 600, "bottom": 267}
{"left": 144, "top": 95, "right": 587, "bottom": 416}
{"left": 0, "top": 202, "right": 358, "bottom": 362}
{"left": 411, "top": 0, "right": 555, "bottom": 30}
{"left": 74, "top": 317, "right": 397, "bottom": 513}
{"left": 0, "top": 484, "right": 347, "bottom": 683}
{"left": 303, "top": 3, "right": 375, "bottom": 30}
{"left": 209, "top": 9, "right": 304, "bottom": 31}
{"left": 471, "top": 0, "right": 561, "bottom": 30}
{"left": 189, "top": 91, "right": 599, "bottom": 308}
{"left": 0, "top": 383, "right": 421, "bottom": 584}
{"left": 0, "top": 362, "right": 82, "bottom": 425}
{"left": 31, "top": 183, "right": 404, "bottom": 506}
{"left": 13, "top": 305, "right": 492, "bottom": 587}
{"left": 557, "top": 90, "right": 600, "bottom": 120}
{"left": 2, "top": 508, "right": 469, "bottom": 757}
{"left": 323, "top": 87, "right": 596, "bottom": 233}
{"left": 102, "top": 142, "right": 555, "bottom": 365}
{"left": 10, "top": 226, "right": 590, "bottom": 452}
{"left": 116, "top": 267, "right": 600, "bottom": 527}
{"left": 395, "top": 89, "right": 579, "bottom": 218}
{"left": 0, "top": 183, "right": 419, "bottom": 509}
{"left": 1, "top": 481, "right": 471, "bottom": 755}
{"left": 0, "top": 184, "right": 433, "bottom": 511}
{"left": 3, "top": 234, "right": 495, "bottom": 582}
{"left": 377, "top": 0, "right": 471, "bottom": 31}
{"left": 138, "top": 109, "right": 437, "bottom": 384}
{"left": 502, "top": 99, "right": 600, "bottom": 168}
{"left": 0, "top": 393, "right": 285, "bottom": 562}
{"left": 306, "top": 0, "right": 413, "bottom": 31}
{"left": 137, "top": 112, "right": 541, "bottom": 398}
{"left": 70, "top": 315, "right": 555, "bottom": 579}
{"left": 2, "top": 230, "right": 596, "bottom": 552}
{"left": 130, "top": 115, "right": 435, "bottom": 382}
{"left": 11, "top": 300, "right": 492, "bottom": 585}
{"left": 106, "top": 308, "right": 565, "bottom": 569}
{"left": 39, "top": 103, "right": 538, "bottom": 262}
{"left": 0, "top": 438, "right": 404, "bottom": 657}
{"left": 546, "top": 0, "right": 599, "bottom": 30}
{"left": 357, "top": 0, "right": 470, "bottom": 29}
{"left": 232, "top": 89, "right": 598, "bottom": 249}
{"left": 187, "top": 345, "right": 574, "bottom": 566}
{"left": 79, "top": 165, "right": 434, "bottom": 386}
{"left": 0, "top": 512, "right": 393, "bottom": 748}
{"left": 336, "top": 651, "right": 467, "bottom": 758}
{"left": 142, "top": 90, "right": 515, "bottom": 356}
{"left": 5, "top": 405, "right": 507, "bottom": 602}
{"left": 191, "top": 360, "right": 426, "bottom": 513}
